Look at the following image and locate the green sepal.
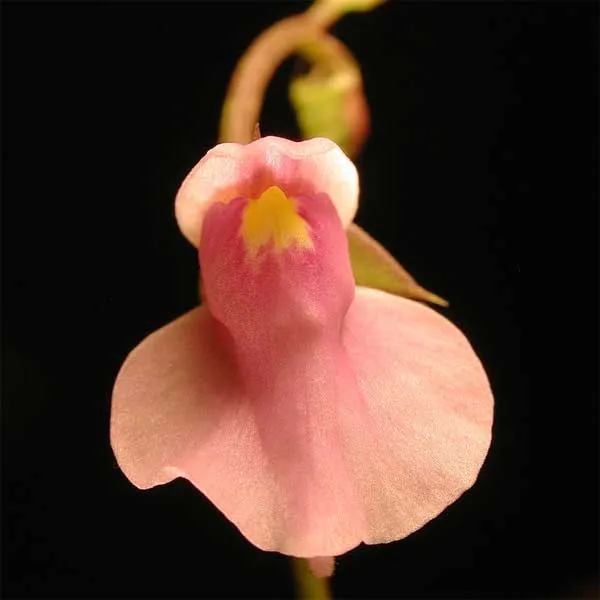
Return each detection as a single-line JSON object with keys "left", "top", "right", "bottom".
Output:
{"left": 289, "top": 68, "right": 367, "bottom": 158}
{"left": 347, "top": 223, "right": 449, "bottom": 306}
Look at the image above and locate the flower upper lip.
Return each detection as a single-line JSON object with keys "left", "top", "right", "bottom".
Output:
{"left": 174, "top": 136, "right": 359, "bottom": 248}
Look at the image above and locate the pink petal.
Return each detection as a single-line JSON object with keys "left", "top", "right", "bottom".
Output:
{"left": 111, "top": 304, "right": 365, "bottom": 554}
{"left": 111, "top": 287, "right": 492, "bottom": 557}
{"left": 110, "top": 307, "right": 237, "bottom": 489}
{"left": 174, "top": 136, "right": 359, "bottom": 247}
{"left": 341, "top": 288, "right": 494, "bottom": 547}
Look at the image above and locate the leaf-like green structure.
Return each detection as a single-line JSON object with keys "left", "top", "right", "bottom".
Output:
{"left": 347, "top": 223, "right": 448, "bottom": 307}
{"left": 290, "top": 72, "right": 356, "bottom": 157}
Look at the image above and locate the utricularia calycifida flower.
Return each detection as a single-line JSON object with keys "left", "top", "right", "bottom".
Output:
{"left": 111, "top": 136, "right": 493, "bottom": 566}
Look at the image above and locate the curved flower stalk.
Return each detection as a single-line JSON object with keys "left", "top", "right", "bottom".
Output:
{"left": 219, "top": 0, "right": 373, "bottom": 157}
{"left": 111, "top": 137, "right": 494, "bottom": 561}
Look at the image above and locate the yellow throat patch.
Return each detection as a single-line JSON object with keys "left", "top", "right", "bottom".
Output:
{"left": 240, "top": 186, "right": 314, "bottom": 257}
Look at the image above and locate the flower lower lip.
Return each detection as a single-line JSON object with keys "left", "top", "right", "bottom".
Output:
{"left": 111, "top": 289, "right": 493, "bottom": 556}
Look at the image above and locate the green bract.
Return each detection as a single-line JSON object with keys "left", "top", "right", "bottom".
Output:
{"left": 346, "top": 223, "right": 448, "bottom": 307}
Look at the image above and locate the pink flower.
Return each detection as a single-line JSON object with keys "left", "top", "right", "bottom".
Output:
{"left": 111, "top": 136, "right": 493, "bottom": 560}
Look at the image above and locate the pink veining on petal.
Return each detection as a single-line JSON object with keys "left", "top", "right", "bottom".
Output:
{"left": 111, "top": 183, "right": 493, "bottom": 557}
{"left": 174, "top": 136, "right": 359, "bottom": 247}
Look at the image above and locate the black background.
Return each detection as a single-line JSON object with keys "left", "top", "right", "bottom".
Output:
{"left": 2, "top": 1, "right": 598, "bottom": 598}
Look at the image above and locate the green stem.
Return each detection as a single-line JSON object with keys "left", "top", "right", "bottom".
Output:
{"left": 292, "top": 558, "right": 332, "bottom": 600}
{"left": 218, "top": 1, "right": 363, "bottom": 145}
{"left": 219, "top": 14, "right": 335, "bottom": 144}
